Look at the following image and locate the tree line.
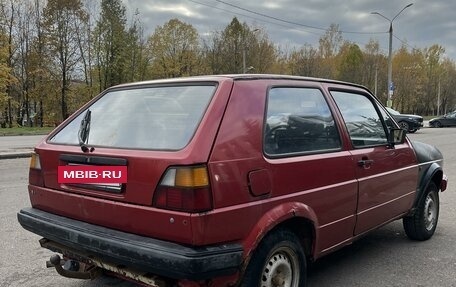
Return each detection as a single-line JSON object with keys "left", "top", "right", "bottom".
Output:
{"left": 1, "top": 0, "right": 455, "bottom": 128}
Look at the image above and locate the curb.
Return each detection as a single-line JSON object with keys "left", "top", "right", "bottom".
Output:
{"left": 0, "top": 151, "right": 33, "bottom": 160}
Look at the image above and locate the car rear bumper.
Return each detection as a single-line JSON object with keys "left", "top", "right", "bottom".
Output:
{"left": 17, "top": 207, "right": 243, "bottom": 280}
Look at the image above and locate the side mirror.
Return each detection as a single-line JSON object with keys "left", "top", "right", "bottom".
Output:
{"left": 388, "top": 128, "right": 406, "bottom": 146}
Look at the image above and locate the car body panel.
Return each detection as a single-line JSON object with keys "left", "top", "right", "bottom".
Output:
{"left": 28, "top": 78, "right": 235, "bottom": 245}
{"left": 18, "top": 75, "right": 447, "bottom": 287}
{"left": 207, "top": 80, "right": 358, "bottom": 253}
{"left": 410, "top": 141, "right": 447, "bottom": 208}
{"left": 350, "top": 144, "right": 419, "bottom": 234}
{"left": 429, "top": 111, "right": 456, "bottom": 127}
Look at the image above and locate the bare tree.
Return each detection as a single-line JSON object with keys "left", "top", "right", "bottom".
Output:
{"left": 43, "top": 0, "right": 87, "bottom": 120}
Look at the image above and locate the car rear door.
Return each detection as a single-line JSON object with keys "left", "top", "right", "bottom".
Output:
{"left": 330, "top": 89, "right": 419, "bottom": 235}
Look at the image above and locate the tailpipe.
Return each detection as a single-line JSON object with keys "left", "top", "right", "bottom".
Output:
{"left": 46, "top": 254, "right": 101, "bottom": 280}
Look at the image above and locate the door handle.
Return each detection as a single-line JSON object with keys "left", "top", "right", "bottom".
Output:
{"left": 357, "top": 159, "right": 374, "bottom": 167}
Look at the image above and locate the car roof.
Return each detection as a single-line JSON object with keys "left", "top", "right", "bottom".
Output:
{"left": 110, "top": 74, "right": 369, "bottom": 91}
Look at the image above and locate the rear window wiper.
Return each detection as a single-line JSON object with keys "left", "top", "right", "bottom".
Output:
{"left": 78, "top": 109, "right": 94, "bottom": 152}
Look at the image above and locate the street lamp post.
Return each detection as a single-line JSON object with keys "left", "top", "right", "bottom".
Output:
{"left": 242, "top": 48, "right": 246, "bottom": 73}
{"left": 242, "top": 28, "right": 259, "bottom": 73}
{"left": 371, "top": 3, "right": 413, "bottom": 108}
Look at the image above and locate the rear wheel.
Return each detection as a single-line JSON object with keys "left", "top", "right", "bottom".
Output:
{"left": 403, "top": 182, "right": 439, "bottom": 241}
{"left": 241, "top": 228, "right": 307, "bottom": 287}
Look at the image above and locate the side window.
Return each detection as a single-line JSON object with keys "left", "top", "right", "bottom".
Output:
{"left": 331, "top": 91, "right": 388, "bottom": 148}
{"left": 379, "top": 107, "right": 396, "bottom": 131}
{"left": 264, "top": 87, "right": 341, "bottom": 156}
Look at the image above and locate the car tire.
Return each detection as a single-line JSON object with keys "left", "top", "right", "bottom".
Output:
{"left": 403, "top": 182, "right": 439, "bottom": 241}
{"left": 398, "top": 121, "right": 410, "bottom": 132}
{"left": 241, "top": 228, "right": 307, "bottom": 287}
{"left": 434, "top": 121, "right": 443, "bottom": 128}
{"left": 408, "top": 129, "right": 417, "bottom": 133}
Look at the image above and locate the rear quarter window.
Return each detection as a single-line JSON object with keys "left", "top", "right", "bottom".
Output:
{"left": 264, "top": 87, "right": 341, "bottom": 156}
{"left": 50, "top": 84, "right": 216, "bottom": 150}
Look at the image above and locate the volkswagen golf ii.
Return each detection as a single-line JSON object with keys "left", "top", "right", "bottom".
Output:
{"left": 18, "top": 75, "right": 448, "bottom": 287}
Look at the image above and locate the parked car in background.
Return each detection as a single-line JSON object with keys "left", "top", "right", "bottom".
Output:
{"left": 429, "top": 111, "right": 456, "bottom": 127}
{"left": 386, "top": 107, "right": 423, "bottom": 133}
{"left": 18, "top": 75, "right": 448, "bottom": 287}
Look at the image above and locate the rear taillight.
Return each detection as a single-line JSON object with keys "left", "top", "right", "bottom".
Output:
{"left": 29, "top": 152, "right": 44, "bottom": 187}
{"left": 30, "top": 152, "right": 41, "bottom": 169}
{"left": 153, "top": 166, "right": 213, "bottom": 213}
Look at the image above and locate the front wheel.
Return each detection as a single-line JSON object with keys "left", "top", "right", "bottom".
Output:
{"left": 241, "top": 229, "right": 307, "bottom": 287}
{"left": 403, "top": 182, "right": 439, "bottom": 241}
{"left": 398, "top": 121, "right": 410, "bottom": 132}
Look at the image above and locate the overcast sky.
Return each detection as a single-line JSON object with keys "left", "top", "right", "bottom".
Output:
{"left": 123, "top": 0, "right": 456, "bottom": 61}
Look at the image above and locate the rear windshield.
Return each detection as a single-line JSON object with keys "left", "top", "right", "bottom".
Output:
{"left": 49, "top": 84, "right": 216, "bottom": 150}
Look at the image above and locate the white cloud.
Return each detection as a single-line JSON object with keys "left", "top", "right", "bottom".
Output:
{"left": 143, "top": 4, "right": 200, "bottom": 18}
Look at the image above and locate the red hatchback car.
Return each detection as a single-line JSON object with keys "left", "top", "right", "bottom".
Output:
{"left": 18, "top": 75, "right": 447, "bottom": 287}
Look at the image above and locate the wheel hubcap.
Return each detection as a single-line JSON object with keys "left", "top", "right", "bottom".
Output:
{"left": 261, "top": 247, "right": 299, "bottom": 287}
{"left": 424, "top": 193, "right": 437, "bottom": 231}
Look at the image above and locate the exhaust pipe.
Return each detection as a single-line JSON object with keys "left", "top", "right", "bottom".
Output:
{"left": 46, "top": 254, "right": 101, "bottom": 280}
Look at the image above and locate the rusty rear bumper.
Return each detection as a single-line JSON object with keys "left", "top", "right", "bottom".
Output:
{"left": 17, "top": 207, "right": 243, "bottom": 281}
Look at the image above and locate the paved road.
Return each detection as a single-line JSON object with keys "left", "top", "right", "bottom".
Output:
{"left": 1, "top": 128, "right": 455, "bottom": 286}
{"left": 0, "top": 135, "right": 45, "bottom": 159}
{"left": 0, "top": 135, "right": 45, "bottom": 150}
